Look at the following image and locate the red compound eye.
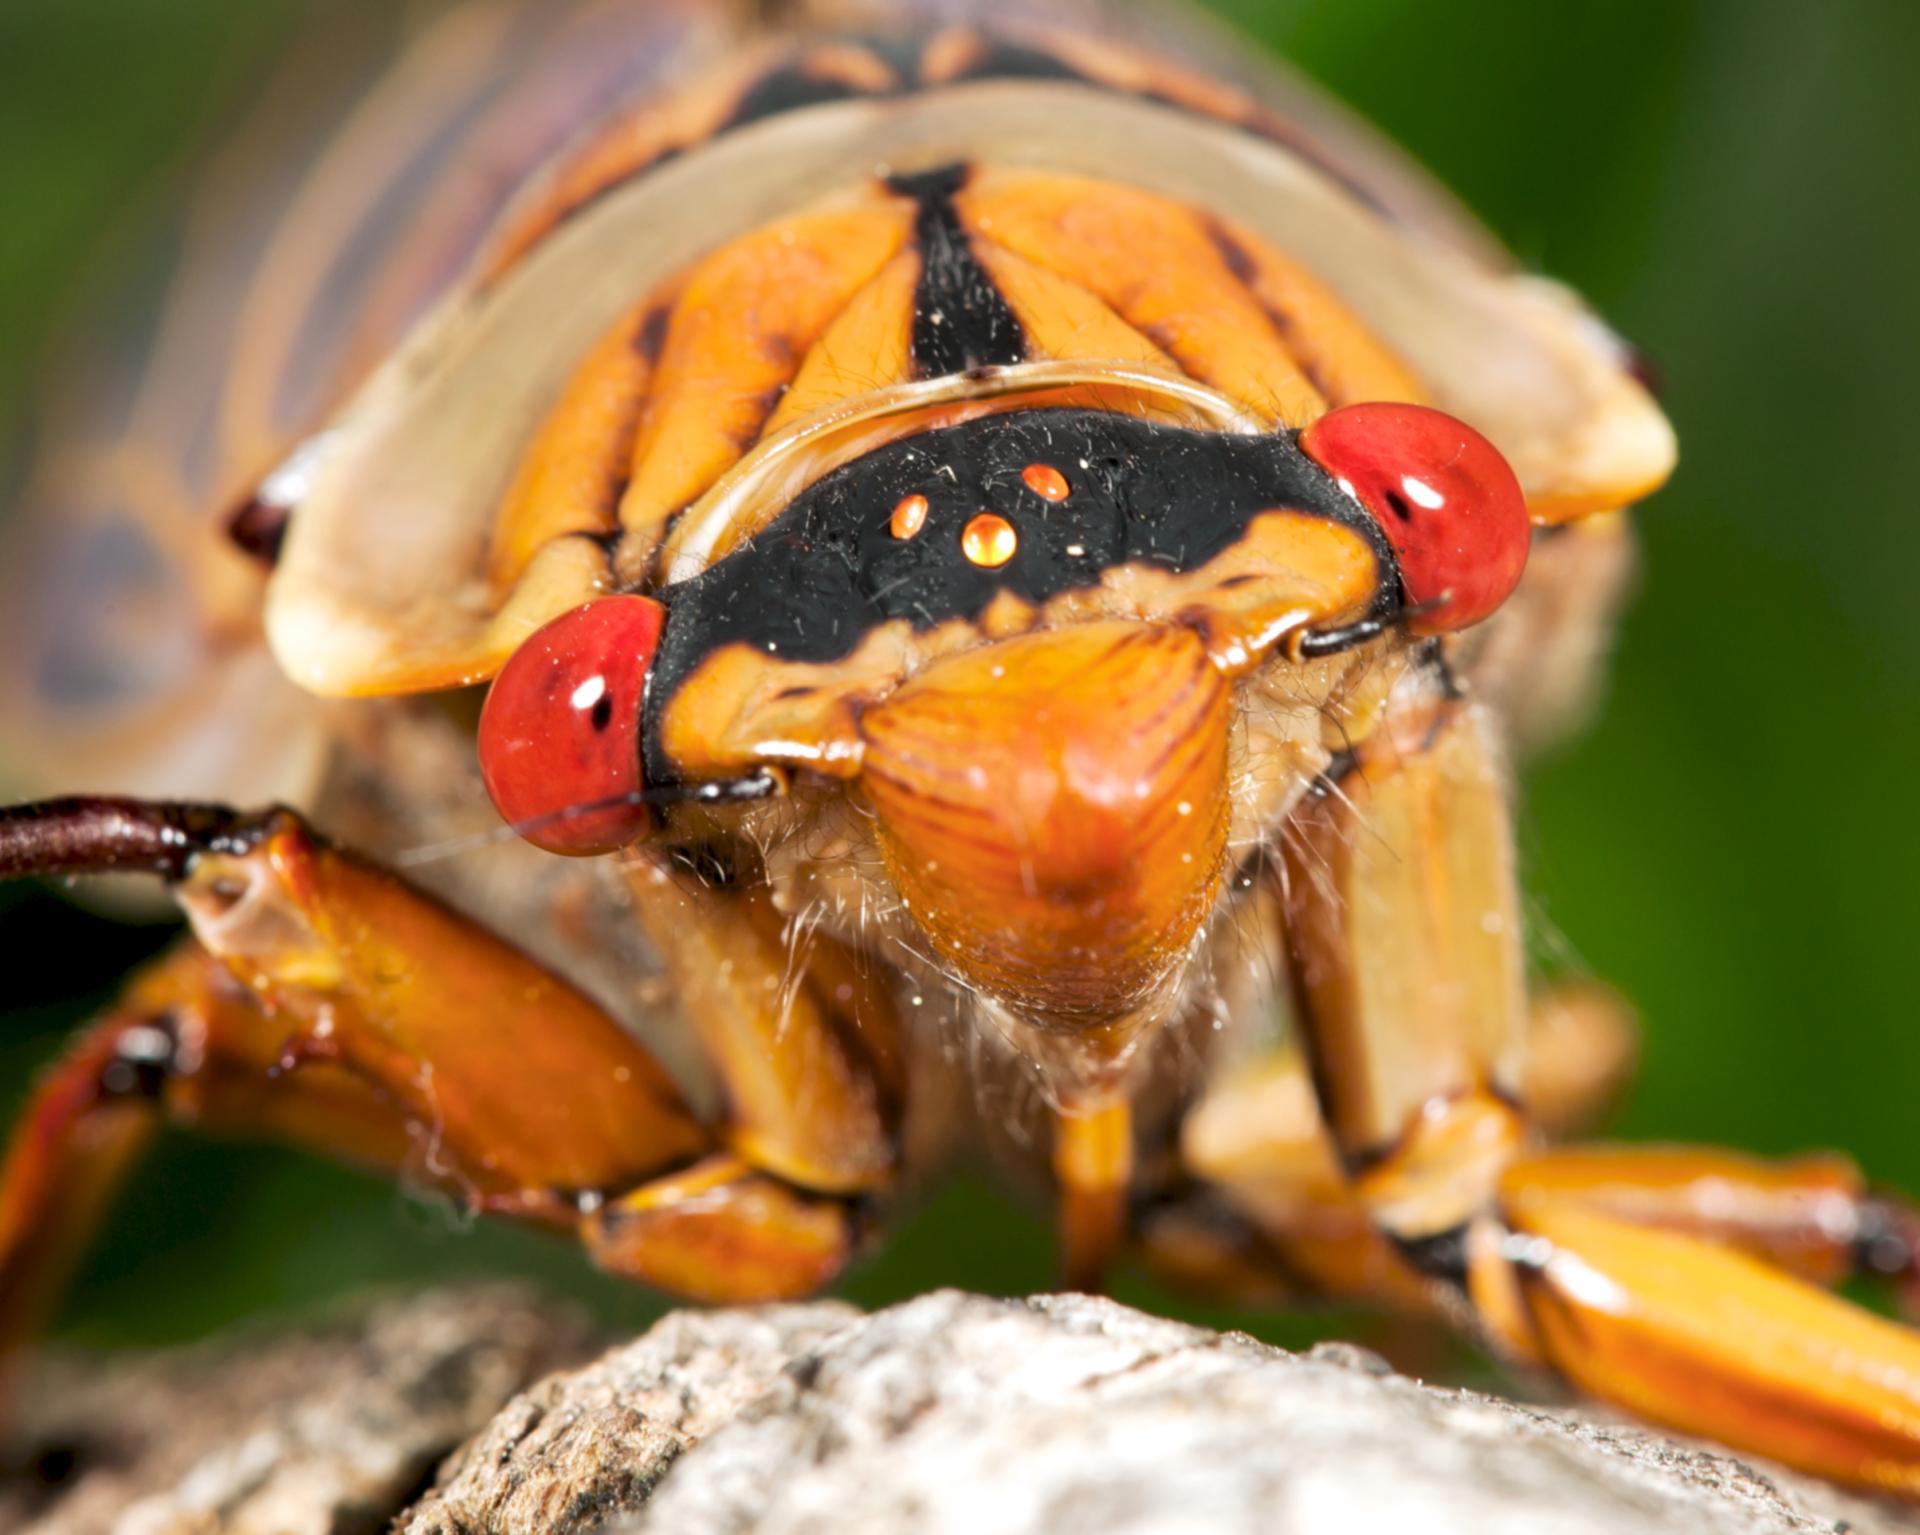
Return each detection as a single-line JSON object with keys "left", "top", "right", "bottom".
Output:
{"left": 478, "top": 595, "right": 665, "bottom": 855}
{"left": 1299, "top": 402, "right": 1530, "bottom": 634}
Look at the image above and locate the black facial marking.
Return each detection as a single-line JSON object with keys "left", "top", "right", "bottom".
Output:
{"left": 1384, "top": 489, "right": 1412, "bottom": 521}
{"left": 888, "top": 164, "right": 1026, "bottom": 378}
{"left": 590, "top": 694, "right": 615, "bottom": 733}
{"left": 646, "top": 407, "right": 1394, "bottom": 780}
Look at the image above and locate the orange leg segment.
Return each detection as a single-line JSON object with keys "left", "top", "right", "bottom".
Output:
{"left": 1262, "top": 702, "right": 1920, "bottom": 1495}
{"left": 0, "top": 799, "right": 890, "bottom": 1368}
{"left": 1144, "top": 984, "right": 1639, "bottom": 1315}
{"left": 0, "top": 939, "right": 422, "bottom": 1360}
{"left": 1054, "top": 1095, "right": 1136, "bottom": 1293}
{"left": 0, "top": 1023, "right": 159, "bottom": 1362}
{"left": 1279, "top": 700, "right": 1530, "bottom": 1243}
{"left": 1471, "top": 1151, "right": 1920, "bottom": 1497}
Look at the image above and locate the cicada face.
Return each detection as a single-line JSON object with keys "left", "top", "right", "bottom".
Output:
{"left": 472, "top": 387, "right": 1533, "bottom": 1032}
{"left": 3, "top": 0, "right": 1673, "bottom": 1062}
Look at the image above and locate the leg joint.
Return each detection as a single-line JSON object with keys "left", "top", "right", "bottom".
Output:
{"left": 97, "top": 1014, "right": 186, "bottom": 1103}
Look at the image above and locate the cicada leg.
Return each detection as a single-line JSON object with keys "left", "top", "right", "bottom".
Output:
{"left": 1140, "top": 1045, "right": 1422, "bottom": 1311}
{"left": 0, "top": 939, "right": 416, "bottom": 1361}
{"left": 1278, "top": 699, "right": 1533, "bottom": 1244}
{"left": 1054, "top": 1095, "right": 1136, "bottom": 1292}
{"left": 1141, "top": 981, "right": 1636, "bottom": 1310}
{"left": 1264, "top": 701, "right": 1920, "bottom": 1495}
{"left": 617, "top": 846, "right": 902, "bottom": 1200}
{"left": 0, "top": 798, "right": 903, "bottom": 1367}
{"left": 1457, "top": 1145, "right": 1920, "bottom": 1491}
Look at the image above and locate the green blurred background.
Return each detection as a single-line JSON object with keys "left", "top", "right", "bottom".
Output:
{"left": 1, "top": 0, "right": 1916, "bottom": 1358}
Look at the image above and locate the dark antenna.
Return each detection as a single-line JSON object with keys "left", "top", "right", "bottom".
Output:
{"left": 0, "top": 798, "right": 276, "bottom": 883}
{"left": 0, "top": 773, "right": 788, "bottom": 882}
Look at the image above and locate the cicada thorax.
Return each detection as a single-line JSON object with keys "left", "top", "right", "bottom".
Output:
{"left": 263, "top": 10, "right": 1672, "bottom": 694}
{"left": 489, "top": 161, "right": 1421, "bottom": 629}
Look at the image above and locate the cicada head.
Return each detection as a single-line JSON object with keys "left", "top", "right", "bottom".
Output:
{"left": 858, "top": 620, "right": 1233, "bottom": 1029}
{"left": 540, "top": 379, "right": 1524, "bottom": 1036}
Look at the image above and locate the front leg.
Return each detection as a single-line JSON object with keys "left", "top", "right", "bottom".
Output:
{"left": 1140, "top": 981, "right": 1638, "bottom": 1311}
{"left": 0, "top": 799, "right": 899, "bottom": 1358}
{"left": 1281, "top": 698, "right": 1529, "bottom": 1244}
{"left": 1276, "top": 701, "right": 1920, "bottom": 1494}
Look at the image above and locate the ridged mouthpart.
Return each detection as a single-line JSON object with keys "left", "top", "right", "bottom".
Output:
{"left": 859, "top": 620, "right": 1229, "bottom": 1031}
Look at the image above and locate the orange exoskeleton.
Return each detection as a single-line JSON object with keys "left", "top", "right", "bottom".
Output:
{"left": 6, "top": 0, "right": 1920, "bottom": 1499}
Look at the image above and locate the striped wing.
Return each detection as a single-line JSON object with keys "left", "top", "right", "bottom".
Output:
{"left": 0, "top": 0, "right": 739, "bottom": 805}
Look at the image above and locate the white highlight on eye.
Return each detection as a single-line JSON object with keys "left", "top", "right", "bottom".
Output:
{"left": 1402, "top": 474, "right": 1446, "bottom": 510}
{"left": 570, "top": 675, "right": 607, "bottom": 712}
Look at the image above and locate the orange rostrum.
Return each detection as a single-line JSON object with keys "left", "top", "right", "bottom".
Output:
{"left": 860, "top": 622, "right": 1230, "bottom": 1029}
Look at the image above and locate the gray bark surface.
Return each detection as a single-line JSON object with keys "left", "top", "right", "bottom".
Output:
{"left": 3, "top": 1285, "right": 596, "bottom": 1535}
{"left": 8, "top": 1285, "right": 1917, "bottom": 1535}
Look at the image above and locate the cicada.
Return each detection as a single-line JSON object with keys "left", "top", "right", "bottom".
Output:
{"left": 3, "top": 0, "right": 1917, "bottom": 1497}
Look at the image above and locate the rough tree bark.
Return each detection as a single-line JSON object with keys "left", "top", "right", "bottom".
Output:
{"left": 6, "top": 1285, "right": 1916, "bottom": 1535}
